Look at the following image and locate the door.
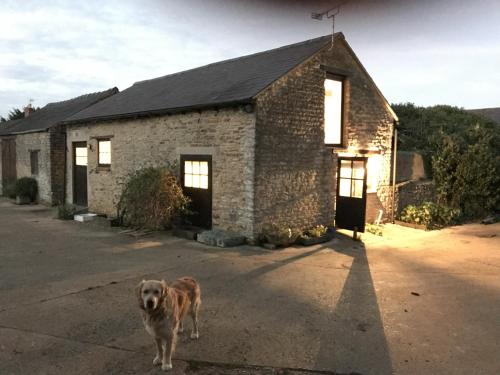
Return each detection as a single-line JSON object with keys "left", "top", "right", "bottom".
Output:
{"left": 1, "top": 138, "right": 16, "bottom": 190}
{"left": 180, "top": 155, "right": 212, "bottom": 228}
{"left": 335, "top": 157, "right": 368, "bottom": 232}
{"left": 73, "top": 142, "right": 88, "bottom": 206}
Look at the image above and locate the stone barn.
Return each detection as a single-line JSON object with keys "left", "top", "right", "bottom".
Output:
{"left": 0, "top": 88, "right": 117, "bottom": 204}
{"left": 63, "top": 33, "right": 397, "bottom": 240}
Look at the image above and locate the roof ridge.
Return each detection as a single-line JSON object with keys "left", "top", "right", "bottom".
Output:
{"left": 133, "top": 34, "right": 339, "bottom": 86}
{"left": 45, "top": 87, "right": 117, "bottom": 107}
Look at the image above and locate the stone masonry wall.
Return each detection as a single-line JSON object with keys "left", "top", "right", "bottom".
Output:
{"left": 49, "top": 125, "right": 66, "bottom": 205}
{"left": 15, "top": 132, "right": 52, "bottom": 204}
{"left": 253, "top": 37, "right": 394, "bottom": 235}
{"left": 66, "top": 107, "right": 256, "bottom": 238}
{"left": 394, "top": 180, "right": 436, "bottom": 217}
{"left": 0, "top": 140, "right": 3, "bottom": 195}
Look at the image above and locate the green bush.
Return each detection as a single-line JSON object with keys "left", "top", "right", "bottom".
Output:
{"left": 303, "top": 224, "right": 328, "bottom": 238}
{"left": 3, "top": 183, "right": 16, "bottom": 199}
{"left": 393, "top": 103, "right": 500, "bottom": 218}
{"left": 57, "top": 204, "right": 78, "bottom": 220}
{"left": 261, "top": 222, "right": 300, "bottom": 247}
{"left": 366, "top": 223, "right": 383, "bottom": 236}
{"left": 117, "top": 166, "right": 189, "bottom": 230}
{"left": 399, "top": 202, "right": 461, "bottom": 230}
{"left": 14, "top": 177, "right": 38, "bottom": 201}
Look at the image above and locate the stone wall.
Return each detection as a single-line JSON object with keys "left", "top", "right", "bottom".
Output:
{"left": 0, "top": 140, "right": 2, "bottom": 195}
{"left": 49, "top": 125, "right": 66, "bottom": 205}
{"left": 394, "top": 180, "right": 436, "bottom": 217}
{"left": 397, "top": 151, "right": 427, "bottom": 183}
{"left": 66, "top": 108, "right": 256, "bottom": 238}
{"left": 253, "top": 36, "right": 395, "bottom": 235}
{"left": 15, "top": 131, "right": 52, "bottom": 204}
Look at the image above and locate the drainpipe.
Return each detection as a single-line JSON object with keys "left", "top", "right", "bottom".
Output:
{"left": 391, "top": 125, "right": 398, "bottom": 223}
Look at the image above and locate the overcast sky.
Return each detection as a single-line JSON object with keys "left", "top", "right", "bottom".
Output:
{"left": 0, "top": 0, "right": 499, "bottom": 118}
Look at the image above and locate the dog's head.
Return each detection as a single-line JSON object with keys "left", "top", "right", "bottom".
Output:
{"left": 136, "top": 279, "right": 168, "bottom": 311}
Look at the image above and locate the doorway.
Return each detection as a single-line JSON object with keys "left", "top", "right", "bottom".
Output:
{"left": 335, "top": 157, "right": 368, "bottom": 232}
{"left": 180, "top": 155, "right": 212, "bottom": 229}
{"left": 72, "top": 142, "right": 88, "bottom": 206}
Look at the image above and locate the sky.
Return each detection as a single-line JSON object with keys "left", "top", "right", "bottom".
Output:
{"left": 0, "top": 0, "right": 499, "bottom": 118}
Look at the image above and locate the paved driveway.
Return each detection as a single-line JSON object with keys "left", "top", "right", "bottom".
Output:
{"left": 0, "top": 198, "right": 499, "bottom": 374}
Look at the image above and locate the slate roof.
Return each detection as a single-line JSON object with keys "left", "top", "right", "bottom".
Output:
{"left": 0, "top": 118, "right": 23, "bottom": 136}
{"left": 66, "top": 34, "right": 340, "bottom": 123}
{"left": 468, "top": 107, "right": 500, "bottom": 124}
{"left": 0, "top": 88, "right": 118, "bottom": 135}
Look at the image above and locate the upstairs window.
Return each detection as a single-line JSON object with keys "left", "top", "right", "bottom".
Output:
{"left": 324, "top": 76, "right": 344, "bottom": 146}
{"left": 30, "top": 150, "right": 39, "bottom": 175}
{"left": 98, "top": 139, "right": 111, "bottom": 166}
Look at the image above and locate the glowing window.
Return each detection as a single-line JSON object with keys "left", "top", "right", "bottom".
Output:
{"left": 98, "top": 139, "right": 111, "bottom": 166}
{"left": 324, "top": 78, "right": 344, "bottom": 146}
{"left": 184, "top": 161, "right": 209, "bottom": 189}
{"left": 338, "top": 159, "right": 365, "bottom": 198}
{"left": 75, "top": 146, "right": 87, "bottom": 166}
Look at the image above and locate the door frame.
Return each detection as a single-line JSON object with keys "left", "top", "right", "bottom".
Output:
{"left": 335, "top": 156, "right": 368, "bottom": 232}
{"left": 180, "top": 154, "right": 213, "bottom": 229}
{"left": 72, "top": 141, "right": 88, "bottom": 206}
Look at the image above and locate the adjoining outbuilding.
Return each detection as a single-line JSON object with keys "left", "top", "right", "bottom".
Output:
{"left": 62, "top": 33, "right": 397, "bottom": 240}
{"left": 0, "top": 89, "right": 118, "bottom": 204}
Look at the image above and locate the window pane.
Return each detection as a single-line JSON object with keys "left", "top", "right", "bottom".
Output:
{"left": 200, "top": 175, "right": 208, "bottom": 189}
{"left": 200, "top": 161, "right": 208, "bottom": 175}
{"left": 99, "top": 140, "right": 111, "bottom": 153}
{"left": 184, "top": 174, "right": 192, "bottom": 187}
{"left": 76, "top": 156, "right": 87, "bottom": 166}
{"left": 352, "top": 161, "right": 365, "bottom": 179}
{"left": 340, "top": 160, "right": 351, "bottom": 178}
{"left": 192, "top": 161, "right": 200, "bottom": 175}
{"left": 352, "top": 180, "right": 364, "bottom": 198}
{"left": 75, "top": 147, "right": 87, "bottom": 158}
{"left": 324, "top": 79, "right": 343, "bottom": 145}
{"left": 339, "top": 178, "right": 351, "bottom": 197}
{"left": 99, "top": 152, "right": 111, "bottom": 165}
{"left": 185, "top": 161, "right": 192, "bottom": 174}
{"left": 192, "top": 174, "right": 200, "bottom": 188}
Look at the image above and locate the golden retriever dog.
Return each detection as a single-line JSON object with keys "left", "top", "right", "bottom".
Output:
{"left": 136, "top": 277, "right": 201, "bottom": 371}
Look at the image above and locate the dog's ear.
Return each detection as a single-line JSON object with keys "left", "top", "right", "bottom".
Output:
{"left": 160, "top": 280, "right": 169, "bottom": 298}
{"left": 136, "top": 280, "right": 145, "bottom": 309}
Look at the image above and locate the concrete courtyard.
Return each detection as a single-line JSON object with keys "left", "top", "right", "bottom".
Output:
{"left": 0, "top": 198, "right": 499, "bottom": 375}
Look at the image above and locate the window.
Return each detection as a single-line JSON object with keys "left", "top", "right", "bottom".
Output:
{"left": 324, "top": 76, "right": 344, "bottom": 146}
{"left": 338, "top": 159, "right": 365, "bottom": 198}
{"left": 30, "top": 150, "right": 39, "bottom": 175}
{"left": 184, "top": 160, "right": 209, "bottom": 189}
{"left": 98, "top": 139, "right": 111, "bottom": 166}
{"left": 75, "top": 146, "right": 88, "bottom": 166}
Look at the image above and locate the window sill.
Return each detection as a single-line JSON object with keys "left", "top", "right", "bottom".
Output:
{"left": 96, "top": 165, "right": 111, "bottom": 172}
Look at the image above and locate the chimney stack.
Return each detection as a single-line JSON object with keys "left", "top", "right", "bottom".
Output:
{"left": 24, "top": 103, "right": 34, "bottom": 117}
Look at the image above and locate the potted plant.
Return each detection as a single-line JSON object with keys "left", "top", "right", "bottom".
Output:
{"left": 14, "top": 177, "right": 38, "bottom": 204}
{"left": 299, "top": 225, "right": 333, "bottom": 246}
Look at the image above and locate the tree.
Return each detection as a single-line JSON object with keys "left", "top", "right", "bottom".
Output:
{"left": 393, "top": 103, "right": 500, "bottom": 218}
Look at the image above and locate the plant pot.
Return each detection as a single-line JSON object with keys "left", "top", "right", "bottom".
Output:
{"left": 298, "top": 233, "right": 332, "bottom": 246}
{"left": 15, "top": 195, "right": 31, "bottom": 205}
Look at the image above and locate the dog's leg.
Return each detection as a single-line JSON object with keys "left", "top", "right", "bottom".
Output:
{"left": 153, "top": 338, "right": 163, "bottom": 366}
{"left": 190, "top": 300, "right": 200, "bottom": 339}
{"left": 161, "top": 332, "right": 177, "bottom": 371}
{"left": 178, "top": 320, "right": 184, "bottom": 333}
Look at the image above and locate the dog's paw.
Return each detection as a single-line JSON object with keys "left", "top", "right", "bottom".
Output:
{"left": 178, "top": 327, "right": 184, "bottom": 333}
{"left": 161, "top": 362, "right": 173, "bottom": 371}
{"left": 153, "top": 356, "right": 162, "bottom": 366}
{"left": 190, "top": 332, "right": 199, "bottom": 340}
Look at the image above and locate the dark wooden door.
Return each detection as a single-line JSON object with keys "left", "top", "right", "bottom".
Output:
{"left": 180, "top": 155, "right": 212, "bottom": 228}
{"left": 73, "top": 142, "right": 88, "bottom": 206}
{"left": 1, "top": 138, "right": 17, "bottom": 190}
{"left": 335, "top": 157, "right": 368, "bottom": 232}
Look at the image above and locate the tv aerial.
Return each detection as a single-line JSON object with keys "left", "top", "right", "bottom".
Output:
{"left": 311, "top": 1, "right": 349, "bottom": 47}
